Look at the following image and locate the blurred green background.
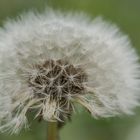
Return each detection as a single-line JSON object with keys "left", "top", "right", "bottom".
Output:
{"left": 0, "top": 0, "right": 140, "bottom": 140}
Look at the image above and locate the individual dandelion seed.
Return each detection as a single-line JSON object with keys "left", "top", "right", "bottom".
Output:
{"left": 0, "top": 9, "right": 140, "bottom": 135}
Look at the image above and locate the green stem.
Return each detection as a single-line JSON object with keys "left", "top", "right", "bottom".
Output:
{"left": 47, "top": 121, "right": 58, "bottom": 140}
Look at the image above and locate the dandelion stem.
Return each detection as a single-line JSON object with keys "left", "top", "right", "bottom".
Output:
{"left": 47, "top": 121, "right": 58, "bottom": 140}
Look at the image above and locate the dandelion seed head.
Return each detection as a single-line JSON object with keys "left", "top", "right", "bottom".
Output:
{"left": 0, "top": 9, "right": 140, "bottom": 133}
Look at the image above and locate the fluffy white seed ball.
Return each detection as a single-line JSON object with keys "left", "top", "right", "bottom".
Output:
{"left": 0, "top": 9, "right": 140, "bottom": 133}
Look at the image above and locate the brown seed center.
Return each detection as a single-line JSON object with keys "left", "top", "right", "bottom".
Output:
{"left": 28, "top": 59, "right": 87, "bottom": 99}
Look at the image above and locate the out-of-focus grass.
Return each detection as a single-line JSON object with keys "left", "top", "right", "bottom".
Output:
{"left": 0, "top": 0, "right": 140, "bottom": 140}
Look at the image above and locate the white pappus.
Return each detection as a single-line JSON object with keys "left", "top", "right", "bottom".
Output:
{"left": 0, "top": 9, "right": 139, "bottom": 134}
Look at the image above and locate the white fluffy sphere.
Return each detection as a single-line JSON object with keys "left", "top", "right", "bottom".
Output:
{"left": 0, "top": 9, "right": 139, "bottom": 133}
